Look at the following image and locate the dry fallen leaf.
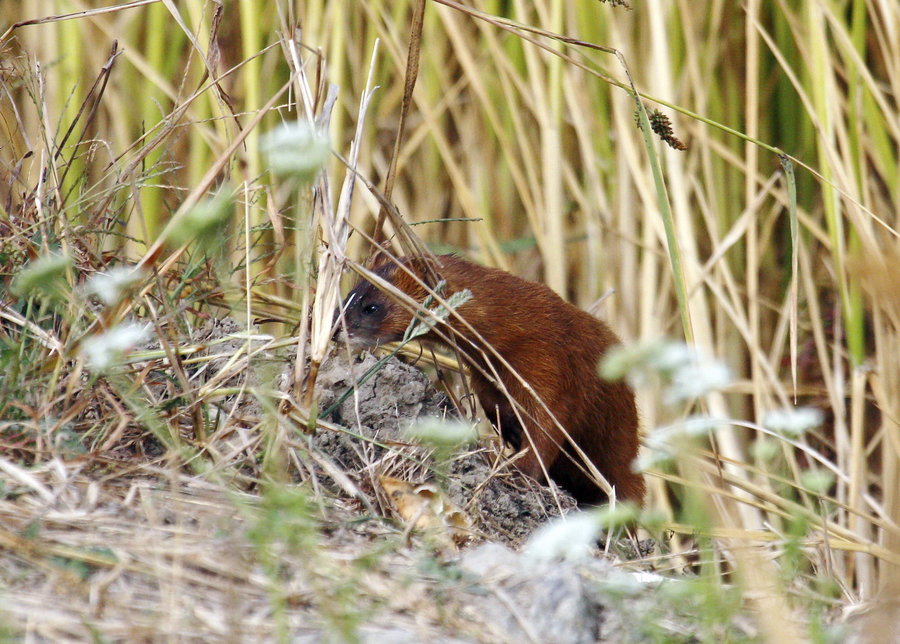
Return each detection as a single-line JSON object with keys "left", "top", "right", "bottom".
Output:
{"left": 378, "top": 476, "right": 474, "bottom": 548}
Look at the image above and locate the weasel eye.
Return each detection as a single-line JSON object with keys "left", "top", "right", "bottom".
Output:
{"left": 361, "top": 303, "right": 380, "bottom": 316}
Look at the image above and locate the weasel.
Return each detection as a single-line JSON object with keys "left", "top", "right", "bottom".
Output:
{"left": 338, "top": 254, "right": 644, "bottom": 505}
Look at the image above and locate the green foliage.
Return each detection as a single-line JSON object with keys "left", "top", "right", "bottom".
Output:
{"left": 0, "top": 616, "right": 23, "bottom": 644}
{"left": 166, "top": 192, "right": 235, "bottom": 250}
{"left": 246, "top": 484, "right": 319, "bottom": 553}
{"left": 10, "top": 253, "right": 72, "bottom": 302}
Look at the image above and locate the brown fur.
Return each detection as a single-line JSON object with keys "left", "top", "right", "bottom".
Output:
{"left": 339, "top": 254, "right": 644, "bottom": 505}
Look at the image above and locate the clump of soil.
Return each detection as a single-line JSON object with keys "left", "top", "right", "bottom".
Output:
{"left": 313, "top": 348, "right": 578, "bottom": 546}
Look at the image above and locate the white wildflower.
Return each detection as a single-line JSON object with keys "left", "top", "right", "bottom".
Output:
{"left": 663, "top": 358, "right": 731, "bottom": 405}
{"left": 81, "top": 322, "right": 150, "bottom": 371}
{"left": 763, "top": 407, "right": 824, "bottom": 437}
{"left": 524, "top": 511, "right": 602, "bottom": 562}
{"left": 633, "top": 448, "right": 674, "bottom": 472}
{"left": 646, "top": 340, "right": 694, "bottom": 373}
{"left": 602, "top": 338, "right": 732, "bottom": 405}
{"left": 599, "top": 342, "right": 650, "bottom": 381}
{"left": 262, "top": 120, "right": 330, "bottom": 180}
{"left": 638, "top": 417, "right": 727, "bottom": 469}
{"left": 11, "top": 252, "right": 71, "bottom": 297}
{"left": 800, "top": 468, "right": 834, "bottom": 494}
{"left": 660, "top": 415, "right": 725, "bottom": 440}
{"left": 169, "top": 192, "right": 233, "bottom": 246}
{"left": 85, "top": 265, "right": 144, "bottom": 305}
{"left": 751, "top": 437, "right": 779, "bottom": 462}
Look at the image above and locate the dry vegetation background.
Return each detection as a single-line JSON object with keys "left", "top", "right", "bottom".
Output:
{"left": 1, "top": 0, "right": 899, "bottom": 642}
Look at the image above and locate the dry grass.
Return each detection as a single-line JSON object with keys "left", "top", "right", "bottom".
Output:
{"left": 1, "top": 1, "right": 898, "bottom": 642}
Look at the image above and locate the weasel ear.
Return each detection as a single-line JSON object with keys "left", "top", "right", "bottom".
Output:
{"left": 365, "top": 242, "right": 394, "bottom": 270}
{"left": 364, "top": 248, "right": 440, "bottom": 283}
{"left": 404, "top": 256, "right": 436, "bottom": 277}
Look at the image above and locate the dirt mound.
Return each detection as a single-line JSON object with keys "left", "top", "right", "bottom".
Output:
{"left": 313, "top": 348, "right": 578, "bottom": 546}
